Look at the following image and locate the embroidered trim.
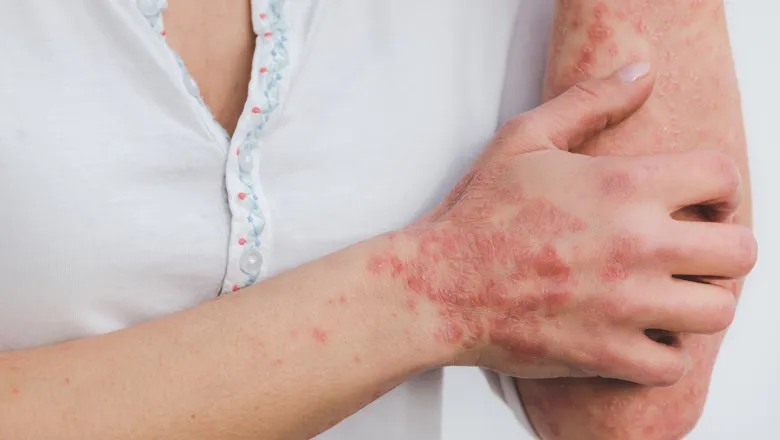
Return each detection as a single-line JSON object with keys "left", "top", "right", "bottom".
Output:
{"left": 135, "top": 0, "right": 290, "bottom": 295}
{"left": 135, "top": 0, "right": 230, "bottom": 143}
{"left": 229, "top": 0, "right": 290, "bottom": 292}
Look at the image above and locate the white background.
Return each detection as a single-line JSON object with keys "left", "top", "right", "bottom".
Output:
{"left": 442, "top": 1, "right": 780, "bottom": 439}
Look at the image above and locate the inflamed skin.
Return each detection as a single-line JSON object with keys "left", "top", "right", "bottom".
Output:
{"left": 513, "top": 1, "right": 754, "bottom": 439}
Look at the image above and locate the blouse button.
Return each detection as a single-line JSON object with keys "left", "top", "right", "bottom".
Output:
{"left": 240, "top": 249, "right": 263, "bottom": 277}
{"left": 238, "top": 148, "right": 254, "bottom": 174}
{"left": 137, "top": 0, "right": 165, "bottom": 17}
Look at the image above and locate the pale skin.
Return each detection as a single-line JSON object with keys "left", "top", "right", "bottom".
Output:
{"left": 0, "top": 2, "right": 756, "bottom": 440}
{"left": 516, "top": 1, "right": 753, "bottom": 439}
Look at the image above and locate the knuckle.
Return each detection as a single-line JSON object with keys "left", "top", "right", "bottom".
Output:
{"left": 700, "top": 150, "right": 741, "bottom": 192}
{"left": 596, "top": 228, "right": 652, "bottom": 284}
{"left": 709, "top": 295, "right": 738, "bottom": 331}
{"left": 609, "top": 236, "right": 653, "bottom": 287}
{"left": 499, "top": 114, "right": 528, "bottom": 136}
{"left": 496, "top": 114, "right": 546, "bottom": 152}
{"left": 499, "top": 114, "right": 536, "bottom": 141}
{"left": 606, "top": 290, "right": 637, "bottom": 323}
{"left": 584, "top": 338, "right": 620, "bottom": 371}
{"left": 621, "top": 223, "right": 653, "bottom": 260}
{"left": 734, "top": 227, "right": 759, "bottom": 274}
{"left": 647, "top": 356, "right": 686, "bottom": 386}
{"left": 650, "top": 229, "right": 683, "bottom": 261}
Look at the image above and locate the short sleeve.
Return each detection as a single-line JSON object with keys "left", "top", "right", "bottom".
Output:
{"left": 482, "top": 369, "right": 538, "bottom": 437}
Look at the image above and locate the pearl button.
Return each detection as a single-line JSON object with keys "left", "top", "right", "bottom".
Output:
{"left": 183, "top": 71, "right": 200, "bottom": 97}
{"left": 238, "top": 148, "right": 254, "bottom": 174}
{"left": 137, "top": 0, "right": 165, "bottom": 17}
{"left": 240, "top": 248, "right": 263, "bottom": 276}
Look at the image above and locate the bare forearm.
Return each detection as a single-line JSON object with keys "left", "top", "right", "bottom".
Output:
{"left": 517, "top": 1, "right": 751, "bottom": 439}
{"left": 0, "top": 238, "right": 448, "bottom": 440}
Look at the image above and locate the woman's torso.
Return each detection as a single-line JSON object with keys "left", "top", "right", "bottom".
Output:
{"left": 0, "top": 0, "right": 553, "bottom": 438}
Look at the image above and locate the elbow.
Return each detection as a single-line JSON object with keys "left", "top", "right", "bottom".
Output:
{"left": 626, "top": 405, "right": 704, "bottom": 440}
{"left": 657, "top": 403, "right": 706, "bottom": 440}
{"left": 529, "top": 405, "right": 705, "bottom": 440}
{"left": 618, "top": 406, "right": 705, "bottom": 440}
{"left": 519, "top": 378, "right": 710, "bottom": 440}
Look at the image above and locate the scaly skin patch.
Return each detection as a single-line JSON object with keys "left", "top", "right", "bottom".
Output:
{"left": 546, "top": 0, "right": 738, "bottom": 155}
{"left": 367, "top": 159, "right": 599, "bottom": 363}
{"left": 312, "top": 327, "right": 328, "bottom": 344}
{"left": 522, "top": 1, "right": 748, "bottom": 439}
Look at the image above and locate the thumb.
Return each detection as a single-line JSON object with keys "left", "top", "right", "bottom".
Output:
{"left": 503, "top": 62, "right": 655, "bottom": 153}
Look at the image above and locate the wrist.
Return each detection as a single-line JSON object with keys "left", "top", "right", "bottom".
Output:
{"left": 361, "top": 229, "right": 470, "bottom": 370}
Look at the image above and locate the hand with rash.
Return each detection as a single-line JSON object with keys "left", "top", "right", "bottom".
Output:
{"left": 369, "top": 64, "right": 757, "bottom": 386}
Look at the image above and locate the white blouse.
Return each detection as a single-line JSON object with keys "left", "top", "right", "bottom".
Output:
{"left": 0, "top": 0, "right": 553, "bottom": 438}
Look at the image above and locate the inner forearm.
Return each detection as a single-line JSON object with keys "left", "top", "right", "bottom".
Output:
{"left": 517, "top": 1, "right": 750, "bottom": 439}
{"left": 0, "top": 238, "right": 445, "bottom": 440}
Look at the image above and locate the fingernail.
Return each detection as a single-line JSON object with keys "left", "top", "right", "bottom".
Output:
{"left": 618, "top": 62, "right": 651, "bottom": 82}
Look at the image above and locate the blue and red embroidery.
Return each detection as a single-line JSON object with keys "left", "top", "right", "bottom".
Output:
{"left": 135, "top": 0, "right": 291, "bottom": 295}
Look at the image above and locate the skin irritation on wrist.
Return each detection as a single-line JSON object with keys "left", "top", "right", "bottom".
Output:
{"left": 365, "top": 159, "right": 644, "bottom": 369}
{"left": 363, "top": 2, "right": 745, "bottom": 368}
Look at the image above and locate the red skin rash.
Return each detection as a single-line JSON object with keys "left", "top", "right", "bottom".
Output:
{"left": 549, "top": 0, "right": 720, "bottom": 94}
{"left": 547, "top": 0, "right": 725, "bottom": 102}
{"left": 600, "top": 170, "right": 636, "bottom": 200}
{"left": 553, "top": 2, "right": 618, "bottom": 84}
{"left": 312, "top": 328, "right": 328, "bottom": 344}
{"left": 600, "top": 236, "right": 643, "bottom": 283}
{"left": 434, "top": 322, "right": 464, "bottom": 344}
{"left": 526, "top": 0, "right": 746, "bottom": 438}
{"left": 367, "top": 164, "right": 636, "bottom": 363}
{"left": 600, "top": 265, "right": 626, "bottom": 283}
